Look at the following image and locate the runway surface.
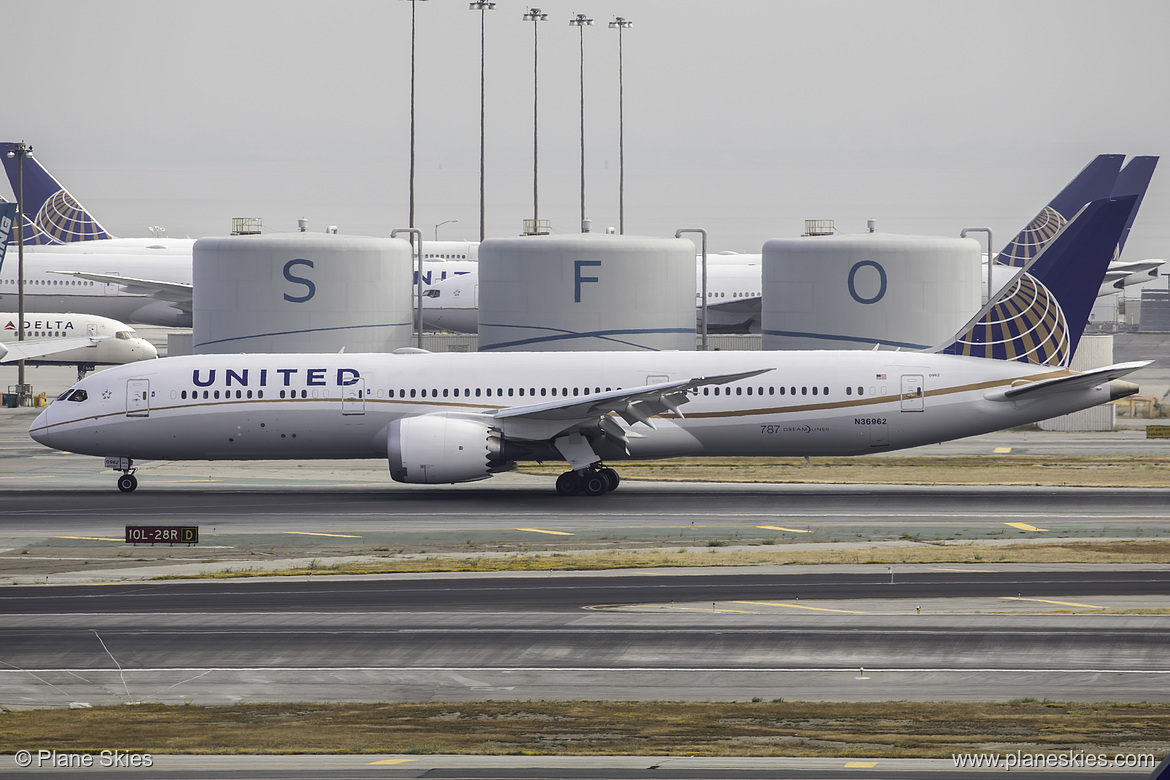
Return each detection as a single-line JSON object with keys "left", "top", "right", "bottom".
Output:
{"left": 2, "top": 568, "right": 1168, "bottom": 707}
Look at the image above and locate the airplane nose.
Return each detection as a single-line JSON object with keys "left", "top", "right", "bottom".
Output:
{"left": 28, "top": 405, "right": 53, "bottom": 446}
{"left": 141, "top": 340, "right": 159, "bottom": 359}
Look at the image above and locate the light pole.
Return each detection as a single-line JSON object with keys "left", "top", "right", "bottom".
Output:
{"left": 609, "top": 16, "right": 632, "bottom": 234}
{"left": 434, "top": 218, "right": 458, "bottom": 241}
{"left": 7, "top": 142, "right": 30, "bottom": 399}
{"left": 676, "top": 228, "right": 708, "bottom": 351}
{"left": 570, "top": 12, "right": 593, "bottom": 233}
{"left": 391, "top": 228, "right": 424, "bottom": 348}
{"left": 523, "top": 8, "right": 547, "bottom": 233}
{"left": 401, "top": 0, "right": 430, "bottom": 238}
{"left": 469, "top": 2, "right": 496, "bottom": 242}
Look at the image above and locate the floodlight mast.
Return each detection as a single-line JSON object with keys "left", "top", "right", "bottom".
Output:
{"left": 523, "top": 8, "right": 548, "bottom": 230}
{"left": 400, "top": 0, "right": 430, "bottom": 241}
{"left": 570, "top": 13, "right": 593, "bottom": 232}
{"left": 469, "top": 1, "right": 496, "bottom": 242}
{"left": 7, "top": 141, "right": 31, "bottom": 397}
{"left": 609, "top": 17, "right": 633, "bottom": 234}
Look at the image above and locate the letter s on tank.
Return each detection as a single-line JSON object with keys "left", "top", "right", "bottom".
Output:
{"left": 283, "top": 259, "right": 316, "bottom": 303}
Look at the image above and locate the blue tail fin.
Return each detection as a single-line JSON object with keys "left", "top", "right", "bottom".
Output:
{"left": 939, "top": 195, "right": 1136, "bottom": 367}
{"left": 0, "top": 201, "right": 16, "bottom": 274}
{"left": 1109, "top": 155, "right": 1158, "bottom": 256}
{"left": 994, "top": 154, "right": 1124, "bottom": 268}
{"left": 0, "top": 142, "right": 112, "bottom": 244}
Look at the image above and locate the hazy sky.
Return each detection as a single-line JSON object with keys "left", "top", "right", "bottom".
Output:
{"left": 6, "top": 0, "right": 1168, "bottom": 261}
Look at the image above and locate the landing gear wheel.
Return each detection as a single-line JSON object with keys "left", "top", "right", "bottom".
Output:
{"left": 598, "top": 467, "right": 620, "bottom": 492}
{"left": 555, "top": 471, "right": 581, "bottom": 496}
{"left": 117, "top": 474, "right": 138, "bottom": 493}
{"left": 582, "top": 472, "right": 608, "bottom": 496}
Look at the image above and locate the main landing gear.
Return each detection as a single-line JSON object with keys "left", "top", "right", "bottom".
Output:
{"left": 555, "top": 466, "right": 621, "bottom": 496}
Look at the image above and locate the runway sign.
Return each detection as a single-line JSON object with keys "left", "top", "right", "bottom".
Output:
{"left": 125, "top": 526, "right": 199, "bottom": 545}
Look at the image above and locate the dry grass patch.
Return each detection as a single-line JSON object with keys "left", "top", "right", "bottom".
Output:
{"left": 154, "top": 540, "right": 1170, "bottom": 580}
{"left": 3, "top": 701, "right": 1168, "bottom": 758}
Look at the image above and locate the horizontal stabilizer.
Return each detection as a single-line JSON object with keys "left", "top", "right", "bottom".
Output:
{"left": 984, "top": 361, "right": 1151, "bottom": 402}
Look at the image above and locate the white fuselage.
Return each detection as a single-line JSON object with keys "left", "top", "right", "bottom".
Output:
{"left": 0, "top": 250, "right": 194, "bottom": 326}
{"left": 30, "top": 349, "right": 1114, "bottom": 467}
{"left": 1, "top": 313, "right": 157, "bottom": 365}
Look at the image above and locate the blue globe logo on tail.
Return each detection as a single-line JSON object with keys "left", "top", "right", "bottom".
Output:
{"left": 35, "top": 190, "right": 111, "bottom": 242}
{"left": 943, "top": 271, "right": 1070, "bottom": 367}
{"left": 996, "top": 206, "right": 1066, "bottom": 268}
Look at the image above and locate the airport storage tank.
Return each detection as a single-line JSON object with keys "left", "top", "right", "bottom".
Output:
{"left": 762, "top": 230, "right": 981, "bottom": 351}
{"left": 193, "top": 233, "right": 413, "bottom": 354}
{"left": 477, "top": 233, "right": 695, "bottom": 351}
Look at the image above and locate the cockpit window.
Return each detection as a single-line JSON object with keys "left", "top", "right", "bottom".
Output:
{"left": 115, "top": 331, "right": 133, "bottom": 340}
{"left": 66, "top": 389, "right": 88, "bottom": 402}
{"left": 56, "top": 390, "right": 73, "bottom": 401}
{"left": 422, "top": 289, "right": 440, "bottom": 298}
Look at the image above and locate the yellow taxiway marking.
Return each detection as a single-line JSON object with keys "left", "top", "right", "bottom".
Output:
{"left": 284, "top": 531, "right": 362, "bottom": 538}
{"left": 931, "top": 567, "right": 1000, "bottom": 573}
{"left": 845, "top": 762, "right": 878, "bottom": 768}
{"left": 735, "top": 600, "right": 867, "bottom": 614}
{"left": 516, "top": 528, "right": 575, "bottom": 536}
{"left": 367, "top": 759, "right": 420, "bottom": 765}
{"left": 54, "top": 536, "right": 123, "bottom": 542}
{"left": 1003, "top": 597, "right": 1105, "bottom": 609}
{"left": 0, "top": 475, "right": 55, "bottom": 480}
{"left": 757, "top": 525, "right": 810, "bottom": 533}
{"left": 1005, "top": 522, "right": 1047, "bottom": 532}
{"left": 993, "top": 447, "right": 1012, "bottom": 454}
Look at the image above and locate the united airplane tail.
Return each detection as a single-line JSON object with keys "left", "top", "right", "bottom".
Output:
{"left": 1109, "top": 155, "right": 1158, "bottom": 256}
{"left": 938, "top": 195, "right": 1137, "bottom": 367}
{"left": 0, "top": 201, "right": 16, "bottom": 274}
{"left": 994, "top": 154, "right": 1124, "bottom": 267}
{"left": 0, "top": 142, "right": 112, "bottom": 245}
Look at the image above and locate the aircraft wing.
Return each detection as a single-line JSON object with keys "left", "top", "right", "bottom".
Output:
{"left": 491, "top": 368, "right": 771, "bottom": 429}
{"left": 0, "top": 335, "right": 105, "bottom": 363}
{"left": 49, "top": 271, "right": 193, "bottom": 311}
{"left": 705, "top": 295, "right": 761, "bottom": 314}
{"left": 985, "top": 361, "right": 1151, "bottom": 402}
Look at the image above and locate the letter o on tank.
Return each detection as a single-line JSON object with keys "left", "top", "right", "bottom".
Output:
{"left": 847, "top": 260, "right": 887, "bottom": 304}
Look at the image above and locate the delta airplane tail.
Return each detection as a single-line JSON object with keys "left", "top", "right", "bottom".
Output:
{"left": 940, "top": 195, "right": 1137, "bottom": 366}
{"left": 994, "top": 154, "right": 1123, "bottom": 268}
{"left": 0, "top": 142, "right": 112, "bottom": 245}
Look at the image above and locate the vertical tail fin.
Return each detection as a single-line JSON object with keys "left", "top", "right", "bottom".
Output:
{"left": 0, "top": 201, "right": 16, "bottom": 274}
{"left": 994, "top": 154, "right": 1124, "bottom": 268}
{"left": 1109, "top": 155, "right": 1158, "bottom": 256}
{"left": 0, "top": 142, "right": 112, "bottom": 244}
{"left": 938, "top": 196, "right": 1136, "bottom": 367}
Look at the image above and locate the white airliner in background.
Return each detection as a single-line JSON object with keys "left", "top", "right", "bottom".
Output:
{"left": 30, "top": 197, "right": 1145, "bottom": 495}
{"left": 0, "top": 142, "right": 480, "bottom": 326}
{"left": 423, "top": 256, "right": 764, "bottom": 334}
{"left": 1, "top": 313, "right": 157, "bottom": 375}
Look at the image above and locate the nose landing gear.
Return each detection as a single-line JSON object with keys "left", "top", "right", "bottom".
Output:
{"left": 555, "top": 465, "right": 620, "bottom": 496}
{"left": 105, "top": 456, "right": 138, "bottom": 492}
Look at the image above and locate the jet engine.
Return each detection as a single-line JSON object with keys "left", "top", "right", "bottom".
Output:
{"left": 387, "top": 414, "right": 505, "bottom": 484}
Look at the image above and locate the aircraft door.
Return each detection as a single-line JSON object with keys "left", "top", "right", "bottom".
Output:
{"left": 86, "top": 322, "right": 98, "bottom": 337}
{"left": 102, "top": 272, "right": 121, "bottom": 296}
{"left": 126, "top": 379, "right": 150, "bottom": 417}
{"left": 900, "top": 374, "right": 924, "bottom": 412}
{"left": 342, "top": 379, "right": 365, "bottom": 415}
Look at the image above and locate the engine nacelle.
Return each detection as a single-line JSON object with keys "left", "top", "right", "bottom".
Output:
{"left": 387, "top": 414, "right": 503, "bottom": 484}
